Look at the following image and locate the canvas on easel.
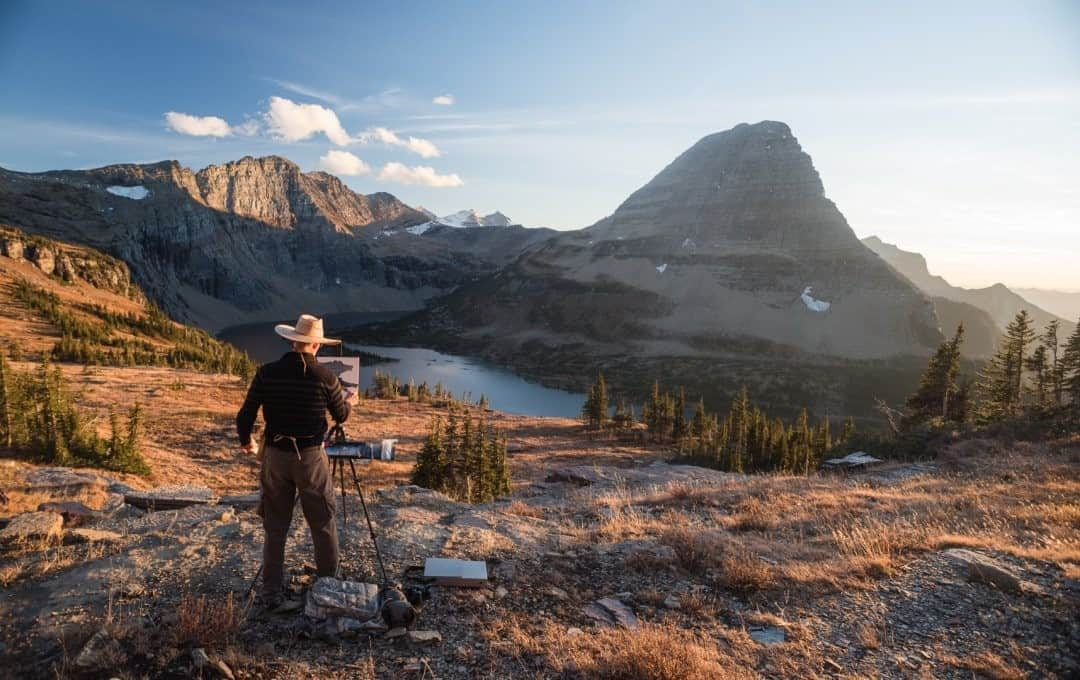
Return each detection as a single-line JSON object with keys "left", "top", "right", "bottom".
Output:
{"left": 317, "top": 355, "right": 361, "bottom": 397}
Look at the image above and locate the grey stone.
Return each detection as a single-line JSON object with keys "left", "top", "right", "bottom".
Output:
{"left": 75, "top": 629, "right": 118, "bottom": 670}
{"left": 124, "top": 485, "right": 216, "bottom": 511}
{"left": 0, "top": 511, "right": 64, "bottom": 545}
{"left": 749, "top": 626, "right": 786, "bottom": 645}
{"left": 408, "top": 630, "right": 442, "bottom": 645}
{"left": 67, "top": 528, "right": 124, "bottom": 544}
{"left": 304, "top": 577, "right": 380, "bottom": 621}
{"left": 583, "top": 598, "right": 639, "bottom": 630}
{"left": 943, "top": 549, "right": 1024, "bottom": 593}
{"left": 23, "top": 467, "right": 110, "bottom": 494}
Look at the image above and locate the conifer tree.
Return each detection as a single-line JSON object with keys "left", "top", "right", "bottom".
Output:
{"left": 978, "top": 311, "right": 1036, "bottom": 419}
{"left": 0, "top": 351, "right": 12, "bottom": 449}
{"left": 1027, "top": 344, "right": 1050, "bottom": 409}
{"left": 581, "top": 372, "right": 609, "bottom": 430}
{"left": 690, "top": 398, "right": 708, "bottom": 443}
{"left": 840, "top": 416, "right": 856, "bottom": 444}
{"left": 905, "top": 324, "right": 965, "bottom": 426}
{"left": 1062, "top": 319, "right": 1080, "bottom": 409}
{"left": 672, "top": 388, "right": 687, "bottom": 444}
{"left": 1042, "top": 320, "right": 1063, "bottom": 407}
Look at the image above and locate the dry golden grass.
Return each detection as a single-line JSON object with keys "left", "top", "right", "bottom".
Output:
{"left": 940, "top": 649, "right": 1026, "bottom": 680}
{"left": 488, "top": 616, "right": 754, "bottom": 680}
{"left": 506, "top": 499, "right": 546, "bottom": 518}
{"left": 174, "top": 593, "right": 243, "bottom": 651}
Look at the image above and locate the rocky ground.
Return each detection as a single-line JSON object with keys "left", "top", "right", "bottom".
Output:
{"left": 0, "top": 366, "right": 1078, "bottom": 679}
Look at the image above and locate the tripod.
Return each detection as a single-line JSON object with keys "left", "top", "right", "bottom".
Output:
{"left": 328, "top": 425, "right": 389, "bottom": 585}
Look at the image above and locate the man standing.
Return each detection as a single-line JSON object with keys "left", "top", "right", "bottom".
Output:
{"left": 236, "top": 314, "right": 354, "bottom": 607}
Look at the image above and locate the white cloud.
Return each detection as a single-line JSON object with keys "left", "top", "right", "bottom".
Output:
{"left": 362, "top": 126, "right": 440, "bottom": 158}
{"left": 377, "top": 162, "right": 463, "bottom": 187}
{"left": 164, "top": 111, "right": 233, "bottom": 137}
{"left": 432, "top": 94, "right": 454, "bottom": 106}
{"left": 263, "top": 96, "right": 353, "bottom": 146}
{"left": 319, "top": 150, "right": 371, "bottom": 176}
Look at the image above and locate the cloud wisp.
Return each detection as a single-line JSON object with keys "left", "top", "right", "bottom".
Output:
{"left": 361, "top": 126, "right": 440, "bottom": 158}
{"left": 432, "top": 94, "right": 454, "bottom": 106}
{"left": 319, "top": 150, "right": 371, "bottom": 176}
{"left": 377, "top": 162, "right": 463, "bottom": 187}
{"left": 164, "top": 112, "right": 234, "bottom": 137}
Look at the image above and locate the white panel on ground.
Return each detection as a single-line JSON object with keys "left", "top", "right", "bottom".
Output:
{"left": 423, "top": 557, "right": 488, "bottom": 587}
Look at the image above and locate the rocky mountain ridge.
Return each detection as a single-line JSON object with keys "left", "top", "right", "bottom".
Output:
{"left": 0, "top": 157, "right": 551, "bottom": 331}
{"left": 862, "top": 236, "right": 1074, "bottom": 347}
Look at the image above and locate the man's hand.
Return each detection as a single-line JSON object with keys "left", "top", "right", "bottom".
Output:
{"left": 240, "top": 441, "right": 257, "bottom": 456}
{"left": 346, "top": 389, "right": 360, "bottom": 406}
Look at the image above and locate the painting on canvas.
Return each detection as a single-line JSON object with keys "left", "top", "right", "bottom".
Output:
{"left": 316, "top": 356, "right": 361, "bottom": 396}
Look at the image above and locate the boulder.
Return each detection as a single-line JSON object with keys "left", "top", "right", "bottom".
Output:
{"left": 75, "top": 629, "right": 119, "bottom": 670}
{"left": 583, "top": 598, "right": 639, "bottom": 630}
{"left": 408, "top": 630, "right": 442, "bottom": 645}
{"left": 23, "top": 467, "right": 110, "bottom": 494}
{"left": 943, "top": 548, "right": 1024, "bottom": 593}
{"left": 304, "top": 577, "right": 381, "bottom": 621}
{"left": 30, "top": 245, "right": 56, "bottom": 275}
{"left": 124, "top": 485, "right": 216, "bottom": 511}
{"left": 0, "top": 511, "right": 64, "bottom": 545}
{"left": 547, "top": 462, "right": 734, "bottom": 489}
{"left": 1, "top": 238, "right": 24, "bottom": 260}
{"left": 37, "top": 501, "right": 95, "bottom": 526}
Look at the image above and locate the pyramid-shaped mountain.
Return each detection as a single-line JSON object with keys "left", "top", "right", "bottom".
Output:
{"left": 394, "top": 121, "right": 943, "bottom": 362}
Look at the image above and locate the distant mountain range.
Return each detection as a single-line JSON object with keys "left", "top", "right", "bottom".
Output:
{"left": 1, "top": 123, "right": 1069, "bottom": 419}
{"left": 0, "top": 156, "right": 551, "bottom": 331}
{"left": 862, "top": 236, "right": 1074, "bottom": 357}
{"left": 1012, "top": 288, "right": 1080, "bottom": 323}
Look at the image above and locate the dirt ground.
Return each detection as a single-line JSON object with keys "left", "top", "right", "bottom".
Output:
{"left": 0, "top": 363, "right": 1078, "bottom": 679}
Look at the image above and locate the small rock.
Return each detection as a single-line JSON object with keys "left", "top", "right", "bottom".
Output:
{"left": 37, "top": 501, "right": 95, "bottom": 526}
{"left": 74, "top": 629, "right": 117, "bottom": 670}
{"left": 567, "top": 627, "right": 584, "bottom": 637}
{"left": 748, "top": 626, "right": 786, "bottom": 645}
{"left": 663, "top": 594, "right": 681, "bottom": 610}
{"left": 583, "top": 598, "right": 639, "bottom": 630}
{"left": 549, "top": 587, "right": 569, "bottom": 600}
{"left": 495, "top": 586, "right": 509, "bottom": 599}
{"left": 385, "top": 627, "right": 408, "bottom": 639}
{"left": 408, "top": 630, "right": 442, "bottom": 645}
{"left": 0, "top": 511, "right": 63, "bottom": 545}
{"left": 943, "top": 549, "right": 1024, "bottom": 593}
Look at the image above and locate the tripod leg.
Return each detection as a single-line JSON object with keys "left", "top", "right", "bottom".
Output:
{"left": 337, "top": 458, "right": 348, "bottom": 531}
{"left": 347, "top": 458, "right": 389, "bottom": 585}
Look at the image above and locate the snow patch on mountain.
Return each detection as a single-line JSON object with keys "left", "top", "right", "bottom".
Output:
{"left": 406, "top": 209, "right": 514, "bottom": 235}
{"left": 801, "top": 286, "right": 830, "bottom": 312}
{"left": 656, "top": 264, "right": 668, "bottom": 274}
{"left": 106, "top": 185, "right": 149, "bottom": 200}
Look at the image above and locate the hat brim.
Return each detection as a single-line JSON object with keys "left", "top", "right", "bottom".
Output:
{"left": 274, "top": 324, "right": 341, "bottom": 345}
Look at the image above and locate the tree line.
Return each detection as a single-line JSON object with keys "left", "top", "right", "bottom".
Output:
{"left": 904, "top": 312, "right": 1080, "bottom": 429}
{"left": 12, "top": 278, "right": 254, "bottom": 378}
{"left": 0, "top": 352, "right": 148, "bottom": 474}
{"left": 411, "top": 407, "right": 511, "bottom": 503}
{"left": 582, "top": 372, "right": 853, "bottom": 474}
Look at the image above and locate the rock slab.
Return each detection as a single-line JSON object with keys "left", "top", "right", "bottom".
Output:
{"left": 943, "top": 549, "right": 1024, "bottom": 593}
{"left": 0, "top": 511, "right": 63, "bottom": 545}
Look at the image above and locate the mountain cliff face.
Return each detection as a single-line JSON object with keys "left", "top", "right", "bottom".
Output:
{"left": 396, "top": 121, "right": 943, "bottom": 361}
{"left": 862, "top": 236, "right": 1073, "bottom": 348}
{"left": 0, "top": 157, "right": 549, "bottom": 331}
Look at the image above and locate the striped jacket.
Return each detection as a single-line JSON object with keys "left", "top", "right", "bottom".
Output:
{"left": 236, "top": 352, "right": 350, "bottom": 446}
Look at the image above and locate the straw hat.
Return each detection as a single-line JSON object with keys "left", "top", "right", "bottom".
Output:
{"left": 274, "top": 314, "right": 341, "bottom": 345}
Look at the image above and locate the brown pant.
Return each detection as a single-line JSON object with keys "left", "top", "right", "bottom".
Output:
{"left": 259, "top": 442, "right": 339, "bottom": 594}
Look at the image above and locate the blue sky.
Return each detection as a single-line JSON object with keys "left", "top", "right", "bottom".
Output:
{"left": 1, "top": 1, "right": 1078, "bottom": 290}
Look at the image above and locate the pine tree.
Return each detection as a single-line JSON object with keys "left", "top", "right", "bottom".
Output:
{"left": 1062, "top": 319, "right": 1080, "bottom": 409}
{"left": 905, "top": 324, "right": 965, "bottom": 426}
{"left": 690, "top": 398, "right": 708, "bottom": 443}
{"left": 0, "top": 351, "right": 12, "bottom": 449}
{"left": 581, "top": 372, "right": 609, "bottom": 430}
{"left": 979, "top": 311, "right": 1036, "bottom": 419}
{"left": 1027, "top": 344, "right": 1050, "bottom": 409}
{"left": 672, "top": 388, "right": 687, "bottom": 444}
{"left": 840, "top": 416, "right": 856, "bottom": 444}
{"left": 1042, "top": 320, "right": 1063, "bottom": 407}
